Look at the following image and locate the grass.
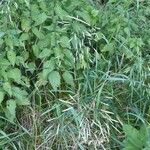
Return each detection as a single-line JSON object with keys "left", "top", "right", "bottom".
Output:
{"left": 0, "top": 0, "right": 150, "bottom": 149}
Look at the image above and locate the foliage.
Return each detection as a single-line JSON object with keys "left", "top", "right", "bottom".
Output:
{"left": 123, "top": 124, "right": 150, "bottom": 150}
{"left": 0, "top": 0, "right": 149, "bottom": 149}
{"left": 0, "top": 0, "right": 98, "bottom": 121}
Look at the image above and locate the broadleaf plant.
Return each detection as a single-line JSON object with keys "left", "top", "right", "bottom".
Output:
{"left": 123, "top": 124, "right": 150, "bottom": 150}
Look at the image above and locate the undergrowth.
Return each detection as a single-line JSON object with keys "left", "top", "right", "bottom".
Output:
{"left": 0, "top": 0, "right": 149, "bottom": 149}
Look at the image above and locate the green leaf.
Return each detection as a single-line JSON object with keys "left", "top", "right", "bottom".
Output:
{"left": 21, "top": 18, "right": 30, "bottom": 32}
{"left": 34, "top": 12, "right": 48, "bottom": 26}
{"left": 26, "top": 62, "right": 36, "bottom": 73}
{"left": 12, "top": 87, "right": 30, "bottom": 105}
{"left": 123, "top": 124, "right": 139, "bottom": 140}
{"left": 76, "top": 10, "right": 91, "bottom": 24}
{"left": 102, "top": 43, "right": 114, "bottom": 54}
{"left": 0, "top": 91, "right": 5, "bottom": 104}
{"left": 20, "top": 76, "right": 30, "bottom": 88}
{"left": 7, "top": 50, "right": 16, "bottom": 66}
{"left": 7, "top": 68, "right": 21, "bottom": 84}
{"left": 16, "top": 98, "right": 29, "bottom": 106}
{"left": 15, "top": 56, "right": 24, "bottom": 66}
{"left": 55, "top": 5, "right": 69, "bottom": 20}
{"left": 20, "top": 33, "right": 29, "bottom": 41}
{"left": 64, "top": 49, "right": 74, "bottom": 64}
{"left": 22, "top": 51, "right": 29, "bottom": 61}
{"left": 38, "top": 48, "right": 52, "bottom": 59}
{"left": 64, "top": 49, "right": 74, "bottom": 70}
{"left": 53, "top": 48, "right": 64, "bottom": 59}
{"left": 5, "top": 36, "right": 13, "bottom": 48}
{"left": 48, "top": 71, "right": 61, "bottom": 91}
{"left": 37, "top": 34, "right": 51, "bottom": 48}
{"left": 123, "top": 48, "right": 134, "bottom": 59}
{"left": 0, "top": 32, "right": 5, "bottom": 38}
{"left": 0, "top": 69, "right": 8, "bottom": 81}
{"left": 63, "top": 71, "right": 74, "bottom": 87}
{"left": 32, "top": 44, "right": 40, "bottom": 58}
{"left": 59, "top": 36, "right": 70, "bottom": 48}
{"left": 32, "top": 27, "right": 45, "bottom": 39}
{"left": 39, "top": 1, "right": 47, "bottom": 11}
{"left": 5, "top": 100, "right": 16, "bottom": 122}
{"left": 139, "top": 125, "right": 148, "bottom": 145}
{"left": 123, "top": 145, "right": 138, "bottom": 150}
{"left": 0, "top": 59, "right": 10, "bottom": 70}
{"left": 72, "top": 22, "right": 86, "bottom": 35}
{"left": 42, "top": 59, "right": 55, "bottom": 79}
{"left": 123, "top": 124, "right": 144, "bottom": 149}
{"left": 3, "top": 82, "right": 12, "bottom": 96}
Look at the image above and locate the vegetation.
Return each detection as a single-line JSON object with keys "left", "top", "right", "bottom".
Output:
{"left": 0, "top": 0, "right": 149, "bottom": 149}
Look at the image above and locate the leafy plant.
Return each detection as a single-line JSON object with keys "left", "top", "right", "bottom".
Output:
{"left": 0, "top": 0, "right": 100, "bottom": 121}
{"left": 0, "top": 0, "right": 149, "bottom": 149}
{"left": 123, "top": 124, "right": 150, "bottom": 150}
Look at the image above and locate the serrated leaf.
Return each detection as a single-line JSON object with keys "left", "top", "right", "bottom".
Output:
{"left": 3, "top": 82, "right": 12, "bottom": 96}
{"left": 37, "top": 34, "right": 51, "bottom": 48}
{"left": 15, "top": 56, "right": 24, "bottom": 66}
{"left": 5, "top": 36, "right": 13, "bottom": 48}
{"left": 34, "top": 12, "right": 48, "bottom": 26}
{"left": 21, "top": 18, "right": 30, "bottom": 32}
{"left": 48, "top": 71, "right": 61, "bottom": 91}
{"left": 12, "top": 87, "right": 28, "bottom": 99}
{"left": 64, "top": 49, "right": 74, "bottom": 69}
{"left": 0, "top": 59, "right": 10, "bottom": 70}
{"left": 59, "top": 36, "right": 70, "bottom": 48}
{"left": 55, "top": 5, "right": 69, "bottom": 20}
{"left": 0, "top": 69, "right": 8, "bottom": 81}
{"left": 32, "top": 27, "right": 45, "bottom": 39}
{"left": 7, "top": 50, "right": 16, "bottom": 66}
{"left": 76, "top": 10, "right": 91, "bottom": 24}
{"left": 39, "top": 1, "right": 47, "bottom": 11}
{"left": 7, "top": 68, "right": 21, "bottom": 83}
{"left": 0, "top": 91, "right": 5, "bottom": 104}
{"left": 54, "top": 48, "right": 64, "bottom": 59}
{"left": 42, "top": 59, "right": 55, "bottom": 79}
{"left": 20, "top": 33, "right": 29, "bottom": 41}
{"left": 64, "top": 49, "right": 74, "bottom": 64}
{"left": 12, "top": 87, "right": 30, "bottom": 105}
{"left": 16, "top": 98, "right": 29, "bottom": 105}
{"left": 5, "top": 100, "right": 16, "bottom": 122}
{"left": 20, "top": 76, "right": 30, "bottom": 88}
{"left": 63, "top": 71, "right": 74, "bottom": 87}
{"left": 38, "top": 48, "right": 52, "bottom": 59}
{"left": 22, "top": 51, "right": 29, "bottom": 61}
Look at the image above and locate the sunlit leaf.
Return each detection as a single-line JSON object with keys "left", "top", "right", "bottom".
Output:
{"left": 3, "top": 82, "right": 12, "bottom": 96}
{"left": 63, "top": 71, "right": 74, "bottom": 87}
{"left": 48, "top": 71, "right": 61, "bottom": 91}
{"left": 7, "top": 68, "right": 21, "bottom": 83}
{"left": 7, "top": 50, "right": 16, "bottom": 66}
{"left": 5, "top": 100, "right": 16, "bottom": 122}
